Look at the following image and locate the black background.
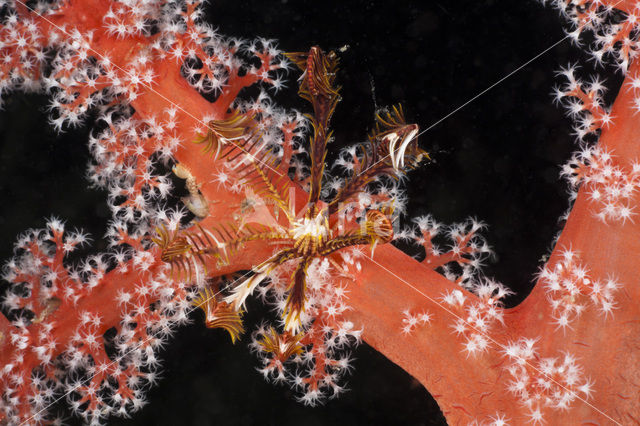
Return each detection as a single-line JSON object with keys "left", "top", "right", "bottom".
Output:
{"left": 0, "top": 0, "right": 622, "bottom": 425}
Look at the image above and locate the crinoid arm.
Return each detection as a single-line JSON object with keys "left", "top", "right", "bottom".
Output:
{"left": 285, "top": 47, "right": 340, "bottom": 103}
{"left": 207, "top": 221, "right": 291, "bottom": 261}
{"left": 194, "top": 109, "right": 262, "bottom": 159}
{"left": 327, "top": 106, "right": 426, "bottom": 212}
{"left": 151, "top": 224, "right": 223, "bottom": 283}
{"left": 192, "top": 286, "right": 245, "bottom": 344}
{"left": 223, "top": 263, "right": 272, "bottom": 311}
{"left": 286, "top": 47, "right": 341, "bottom": 208}
{"left": 283, "top": 256, "right": 312, "bottom": 334}
{"left": 232, "top": 149, "right": 295, "bottom": 224}
{"left": 152, "top": 220, "right": 284, "bottom": 283}
{"left": 256, "top": 327, "right": 305, "bottom": 365}
{"left": 369, "top": 105, "right": 428, "bottom": 172}
{"left": 362, "top": 209, "right": 394, "bottom": 255}
{"left": 318, "top": 209, "right": 395, "bottom": 257}
{"left": 224, "top": 247, "right": 299, "bottom": 311}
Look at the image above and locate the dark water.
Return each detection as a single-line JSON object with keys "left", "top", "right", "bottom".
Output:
{"left": 0, "top": 1, "right": 621, "bottom": 425}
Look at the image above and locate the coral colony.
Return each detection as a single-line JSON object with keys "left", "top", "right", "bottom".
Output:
{"left": 0, "top": 0, "right": 639, "bottom": 424}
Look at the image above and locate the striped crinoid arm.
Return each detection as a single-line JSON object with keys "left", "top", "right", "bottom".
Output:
{"left": 368, "top": 105, "right": 427, "bottom": 172}
{"left": 151, "top": 223, "right": 225, "bottom": 282}
{"left": 194, "top": 109, "right": 264, "bottom": 159}
{"left": 328, "top": 107, "right": 427, "bottom": 212}
{"left": 283, "top": 255, "right": 313, "bottom": 333}
{"left": 285, "top": 47, "right": 340, "bottom": 105}
{"left": 192, "top": 286, "right": 245, "bottom": 343}
{"left": 224, "top": 248, "right": 299, "bottom": 312}
{"left": 255, "top": 326, "right": 305, "bottom": 367}
{"left": 208, "top": 222, "right": 291, "bottom": 257}
{"left": 319, "top": 209, "right": 394, "bottom": 256}
{"left": 231, "top": 149, "right": 294, "bottom": 223}
{"left": 286, "top": 47, "right": 341, "bottom": 208}
{"left": 327, "top": 143, "right": 376, "bottom": 213}
{"left": 153, "top": 220, "right": 290, "bottom": 284}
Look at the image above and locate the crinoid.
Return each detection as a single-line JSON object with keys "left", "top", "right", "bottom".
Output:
{"left": 152, "top": 47, "right": 426, "bottom": 335}
{"left": 112, "top": 45, "right": 428, "bottom": 404}
{"left": 213, "top": 46, "right": 429, "bottom": 333}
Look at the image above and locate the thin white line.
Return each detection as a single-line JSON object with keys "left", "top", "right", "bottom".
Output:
{"left": 356, "top": 27, "right": 570, "bottom": 176}
{"left": 12, "top": 0, "right": 286, "bottom": 179}
{"left": 22, "top": 268, "right": 253, "bottom": 425}
{"left": 414, "top": 37, "right": 569, "bottom": 140}
{"left": 361, "top": 0, "right": 624, "bottom": 174}
{"left": 365, "top": 254, "right": 622, "bottom": 425}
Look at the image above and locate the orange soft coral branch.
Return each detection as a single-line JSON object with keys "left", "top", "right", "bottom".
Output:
{"left": 345, "top": 59, "right": 640, "bottom": 423}
{"left": 1, "top": 0, "right": 639, "bottom": 424}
